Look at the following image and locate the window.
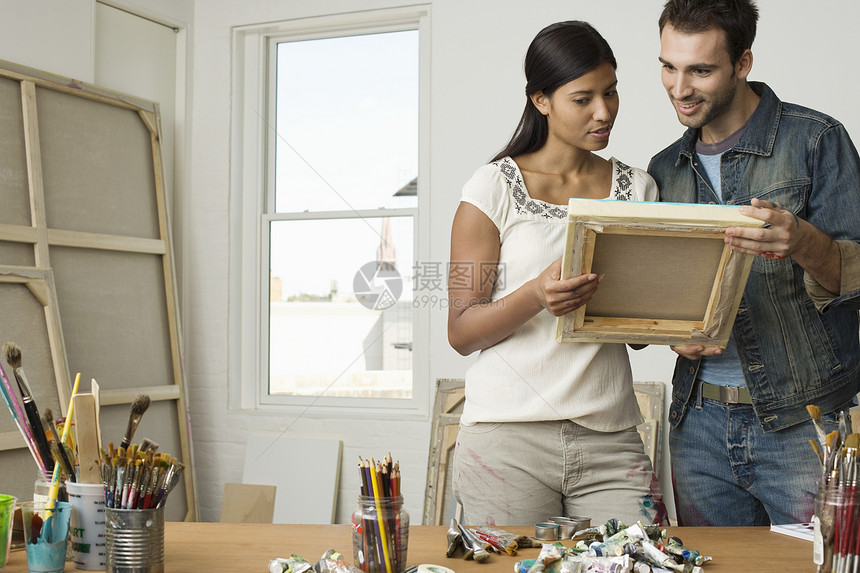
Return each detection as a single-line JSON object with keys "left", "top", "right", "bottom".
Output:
{"left": 232, "top": 7, "right": 429, "bottom": 416}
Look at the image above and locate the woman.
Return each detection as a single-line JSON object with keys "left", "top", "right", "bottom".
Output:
{"left": 448, "top": 21, "right": 666, "bottom": 527}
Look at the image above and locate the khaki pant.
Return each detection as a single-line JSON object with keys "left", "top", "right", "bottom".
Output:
{"left": 452, "top": 419, "right": 666, "bottom": 526}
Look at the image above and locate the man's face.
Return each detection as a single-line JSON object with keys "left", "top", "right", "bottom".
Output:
{"left": 659, "top": 24, "right": 740, "bottom": 132}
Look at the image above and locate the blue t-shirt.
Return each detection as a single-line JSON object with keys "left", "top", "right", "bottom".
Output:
{"left": 695, "top": 125, "right": 749, "bottom": 388}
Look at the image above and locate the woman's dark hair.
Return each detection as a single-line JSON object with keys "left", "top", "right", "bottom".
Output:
{"left": 658, "top": 0, "right": 758, "bottom": 66}
{"left": 491, "top": 21, "right": 617, "bottom": 162}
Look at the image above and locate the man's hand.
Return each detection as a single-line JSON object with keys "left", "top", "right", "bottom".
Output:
{"left": 724, "top": 198, "right": 802, "bottom": 260}
{"left": 725, "top": 197, "right": 841, "bottom": 293}
{"left": 670, "top": 344, "right": 722, "bottom": 361}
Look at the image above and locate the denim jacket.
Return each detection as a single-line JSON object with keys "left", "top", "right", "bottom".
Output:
{"left": 648, "top": 82, "right": 860, "bottom": 432}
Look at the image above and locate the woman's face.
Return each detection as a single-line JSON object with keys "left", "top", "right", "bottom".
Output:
{"left": 535, "top": 61, "right": 619, "bottom": 152}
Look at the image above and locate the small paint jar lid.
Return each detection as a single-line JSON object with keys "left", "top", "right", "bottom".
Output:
{"left": 534, "top": 522, "right": 559, "bottom": 541}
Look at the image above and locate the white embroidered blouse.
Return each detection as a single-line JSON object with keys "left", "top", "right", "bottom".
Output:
{"left": 458, "top": 156, "right": 659, "bottom": 430}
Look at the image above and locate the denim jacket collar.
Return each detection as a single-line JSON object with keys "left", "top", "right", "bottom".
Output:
{"left": 674, "top": 82, "right": 780, "bottom": 164}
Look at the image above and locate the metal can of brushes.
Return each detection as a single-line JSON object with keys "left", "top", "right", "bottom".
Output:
{"left": 105, "top": 506, "right": 164, "bottom": 573}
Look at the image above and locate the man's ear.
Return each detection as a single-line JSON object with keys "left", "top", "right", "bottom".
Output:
{"left": 736, "top": 48, "right": 753, "bottom": 80}
{"left": 529, "top": 91, "right": 550, "bottom": 116}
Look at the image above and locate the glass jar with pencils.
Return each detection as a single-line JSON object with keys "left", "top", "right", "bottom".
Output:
{"left": 352, "top": 494, "right": 409, "bottom": 573}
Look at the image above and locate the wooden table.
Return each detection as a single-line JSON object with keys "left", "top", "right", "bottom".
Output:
{"left": 3, "top": 523, "right": 816, "bottom": 572}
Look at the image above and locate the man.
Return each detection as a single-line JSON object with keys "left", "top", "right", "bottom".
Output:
{"left": 648, "top": 0, "right": 860, "bottom": 526}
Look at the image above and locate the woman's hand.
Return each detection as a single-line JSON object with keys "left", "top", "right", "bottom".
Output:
{"left": 535, "top": 257, "right": 603, "bottom": 316}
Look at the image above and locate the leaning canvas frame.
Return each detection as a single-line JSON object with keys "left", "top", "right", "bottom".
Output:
{"left": 0, "top": 58, "right": 197, "bottom": 520}
{"left": 555, "top": 199, "right": 765, "bottom": 347}
{"left": 0, "top": 266, "right": 69, "bottom": 453}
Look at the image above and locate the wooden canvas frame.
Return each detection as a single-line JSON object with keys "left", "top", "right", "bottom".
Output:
{"left": 0, "top": 59, "right": 197, "bottom": 520}
{"left": 556, "top": 199, "right": 764, "bottom": 347}
{"left": 0, "top": 267, "right": 68, "bottom": 453}
{"left": 423, "top": 378, "right": 465, "bottom": 526}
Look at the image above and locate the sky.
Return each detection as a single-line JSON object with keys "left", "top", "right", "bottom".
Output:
{"left": 270, "top": 30, "right": 419, "bottom": 300}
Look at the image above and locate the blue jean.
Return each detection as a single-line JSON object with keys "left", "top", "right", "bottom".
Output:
{"left": 670, "top": 396, "right": 845, "bottom": 526}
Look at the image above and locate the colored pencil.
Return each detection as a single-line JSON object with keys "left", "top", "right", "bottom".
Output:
{"left": 356, "top": 455, "right": 404, "bottom": 573}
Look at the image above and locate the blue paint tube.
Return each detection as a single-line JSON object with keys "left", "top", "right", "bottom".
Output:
{"left": 663, "top": 536, "right": 709, "bottom": 566}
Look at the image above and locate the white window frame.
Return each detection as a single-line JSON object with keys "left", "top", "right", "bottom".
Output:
{"left": 229, "top": 6, "right": 431, "bottom": 419}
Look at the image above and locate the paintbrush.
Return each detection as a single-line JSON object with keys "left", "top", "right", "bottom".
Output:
{"left": 140, "top": 437, "right": 159, "bottom": 453}
{"left": 42, "top": 372, "right": 80, "bottom": 543}
{"left": 44, "top": 408, "right": 76, "bottom": 482}
{"left": 49, "top": 441, "right": 75, "bottom": 482}
{"left": 446, "top": 518, "right": 463, "bottom": 557}
{"left": 120, "top": 394, "right": 151, "bottom": 450}
{"left": 4, "top": 342, "right": 54, "bottom": 472}
{"left": 458, "top": 523, "right": 491, "bottom": 563}
{"left": 807, "top": 404, "right": 828, "bottom": 453}
{"left": 0, "top": 360, "right": 46, "bottom": 472}
{"left": 155, "top": 459, "right": 185, "bottom": 508}
{"left": 839, "top": 434, "right": 859, "bottom": 573}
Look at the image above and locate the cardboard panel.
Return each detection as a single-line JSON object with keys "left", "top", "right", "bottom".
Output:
{"left": 243, "top": 434, "right": 342, "bottom": 524}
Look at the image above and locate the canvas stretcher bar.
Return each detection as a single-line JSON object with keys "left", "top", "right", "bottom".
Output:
{"left": 0, "top": 58, "right": 197, "bottom": 520}
{"left": 556, "top": 198, "right": 765, "bottom": 347}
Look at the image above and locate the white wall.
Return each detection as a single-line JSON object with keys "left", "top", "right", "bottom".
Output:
{"left": 2, "top": 0, "right": 859, "bottom": 524}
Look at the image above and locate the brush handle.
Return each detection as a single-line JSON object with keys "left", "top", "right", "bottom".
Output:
{"left": 22, "top": 398, "right": 54, "bottom": 472}
{"left": 0, "top": 373, "right": 47, "bottom": 472}
{"left": 0, "top": 364, "right": 44, "bottom": 469}
{"left": 120, "top": 415, "right": 141, "bottom": 450}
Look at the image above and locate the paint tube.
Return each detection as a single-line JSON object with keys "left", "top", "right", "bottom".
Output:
{"left": 572, "top": 518, "right": 626, "bottom": 541}
{"left": 587, "top": 539, "right": 629, "bottom": 557}
{"left": 587, "top": 524, "right": 646, "bottom": 558}
{"left": 526, "top": 543, "right": 564, "bottom": 573}
{"left": 269, "top": 554, "right": 314, "bottom": 573}
{"left": 662, "top": 536, "right": 708, "bottom": 566}
{"left": 630, "top": 540, "right": 684, "bottom": 572}
{"left": 642, "top": 524, "right": 667, "bottom": 543}
{"left": 474, "top": 525, "right": 536, "bottom": 549}
{"left": 591, "top": 521, "right": 657, "bottom": 557}
{"left": 514, "top": 558, "right": 565, "bottom": 573}
{"left": 469, "top": 527, "right": 517, "bottom": 555}
{"left": 312, "top": 549, "right": 362, "bottom": 573}
{"left": 560, "top": 553, "right": 632, "bottom": 573}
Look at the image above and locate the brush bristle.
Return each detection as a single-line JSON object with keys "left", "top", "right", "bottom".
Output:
{"left": 3, "top": 342, "right": 21, "bottom": 369}
{"left": 44, "top": 408, "right": 54, "bottom": 424}
{"left": 807, "top": 404, "right": 821, "bottom": 420}
{"left": 140, "top": 438, "right": 159, "bottom": 453}
{"left": 472, "top": 550, "right": 490, "bottom": 563}
{"left": 131, "top": 394, "right": 151, "bottom": 415}
{"left": 846, "top": 434, "right": 860, "bottom": 450}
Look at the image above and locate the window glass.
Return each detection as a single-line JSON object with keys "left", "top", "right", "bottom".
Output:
{"left": 268, "top": 217, "right": 414, "bottom": 398}
{"left": 275, "top": 31, "right": 419, "bottom": 213}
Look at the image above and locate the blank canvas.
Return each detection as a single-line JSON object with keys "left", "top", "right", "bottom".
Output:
{"left": 242, "top": 433, "right": 342, "bottom": 524}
